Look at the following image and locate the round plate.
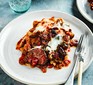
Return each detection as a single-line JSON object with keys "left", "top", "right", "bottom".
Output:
{"left": 76, "top": 0, "right": 93, "bottom": 23}
{"left": 0, "top": 10, "right": 93, "bottom": 85}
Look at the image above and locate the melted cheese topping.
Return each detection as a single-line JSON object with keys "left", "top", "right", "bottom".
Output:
{"left": 35, "top": 26, "right": 45, "bottom": 32}
{"left": 53, "top": 22, "right": 62, "bottom": 29}
{"left": 62, "top": 23, "right": 70, "bottom": 31}
{"left": 33, "top": 18, "right": 70, "bottom": 53}
{"left": 52, "top": 22, "right": 70, "bottom": 31}
{"left": 46, "top": 34, "right": 62, "bottom": 53}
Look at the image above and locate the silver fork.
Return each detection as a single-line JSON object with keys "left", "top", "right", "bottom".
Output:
{"left": 64, "top": 34, "right": 85, "bottom": 85}
{"left": 77, "top": 32, "right": 88, "bottom": 85}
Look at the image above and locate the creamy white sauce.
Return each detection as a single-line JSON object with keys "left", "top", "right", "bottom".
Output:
{"left": 62, "top": 23, "right": 70, "bottom": 31}
{"left": 53, "top": 22, "right": 70, "bottom": 31}
{"left": 35, "top": 26, "right": 45, "bottom": 32}
{"left": 53, "top": 22, "right": 62, "bottom": 29}
{"left": 34, "top": 46, "right": 42, "bottom": 48}
{"left": 28, "top": 46, "right": 41, "bottom": 51}
{"left": 46, "top": 34, "right": 62, "bottom": 53}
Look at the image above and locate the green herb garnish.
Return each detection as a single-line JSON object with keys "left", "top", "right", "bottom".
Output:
{"left": 55, "top": 36, "right": 60, "bottom": 40}
{"left": 47, "top": 45, "right": 51, "bottom": 48}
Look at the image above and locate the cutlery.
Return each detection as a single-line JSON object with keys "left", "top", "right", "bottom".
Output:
{"left": 64, "top": 34, "right": 85, "bottom": 85}
{"left": 78, "top": 32, "right": 88, "bottom": 85}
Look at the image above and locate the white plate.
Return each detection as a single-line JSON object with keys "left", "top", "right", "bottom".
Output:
{"left": 0, "top": 10, "right": 93, "bottom": 85}
{"left": 76, "top": 0, "right": 93, "bottom": 23}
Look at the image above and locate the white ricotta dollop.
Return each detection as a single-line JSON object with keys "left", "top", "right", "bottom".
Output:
{"left": 46, "top": 34, "right": 62, "bottom": 53}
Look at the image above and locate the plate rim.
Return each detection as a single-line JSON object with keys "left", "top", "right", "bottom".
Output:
{"left": 76, "top": 0, "right": 93, "bottom": 23}
{"left": 0, "top": 10, "right": 93, "bottom": 84}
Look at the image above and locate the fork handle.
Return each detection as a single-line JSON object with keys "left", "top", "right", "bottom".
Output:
{"left": 78, "top": 61, "right": 83, "bottom": 85}
{"left": 65, "top": 57, "right": 78, "bottom": 85}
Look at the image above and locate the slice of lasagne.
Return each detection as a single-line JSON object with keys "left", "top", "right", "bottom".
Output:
{"left": 16, "top": 17, "right": 78, "bottom": 73}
